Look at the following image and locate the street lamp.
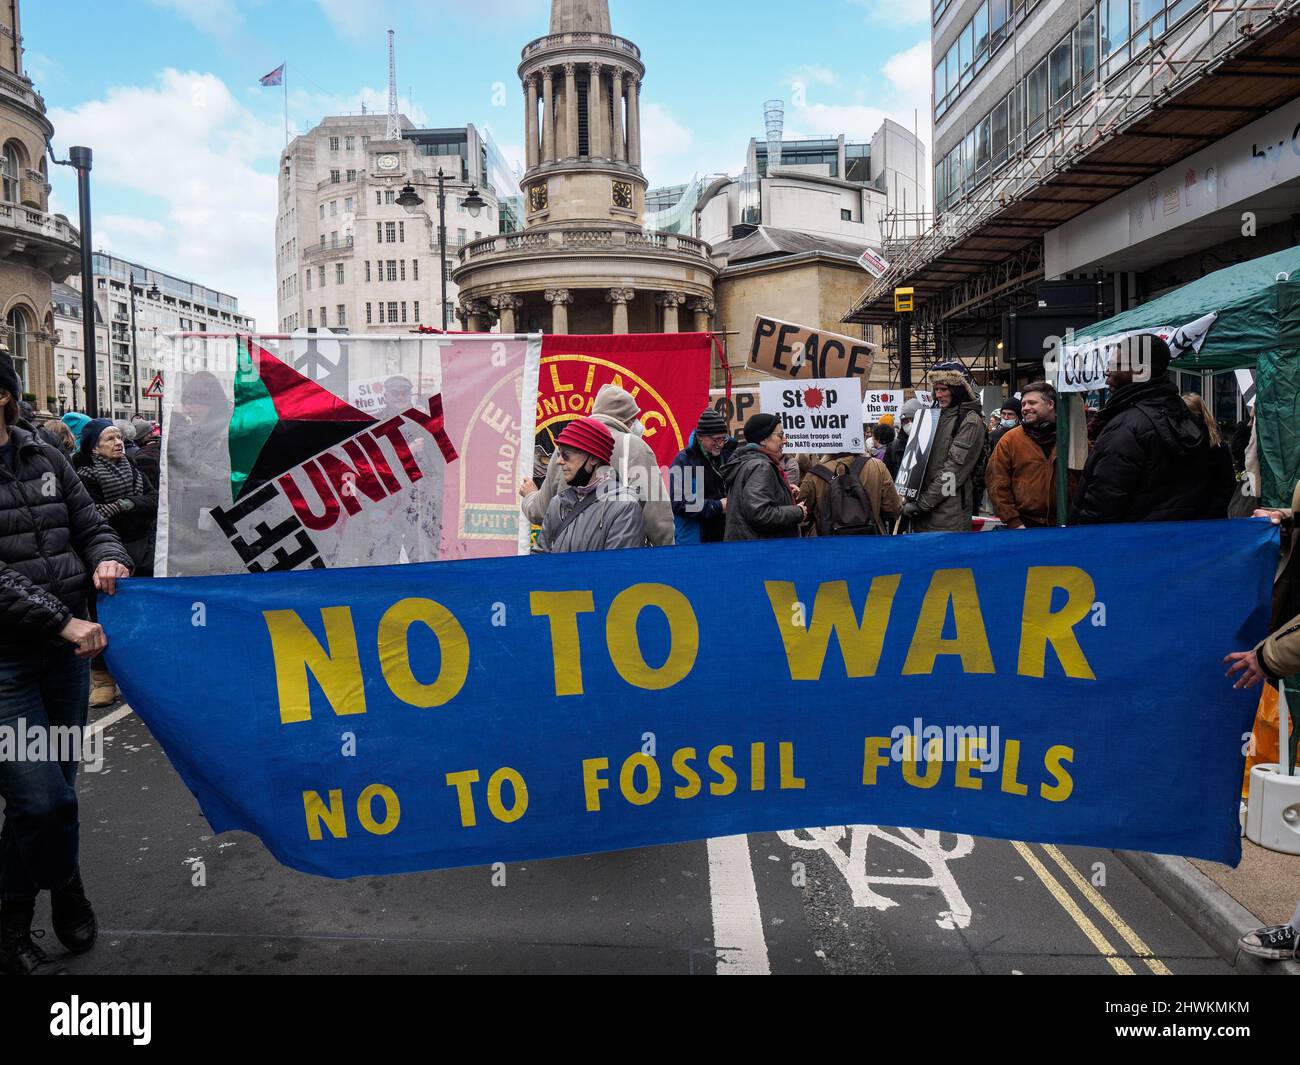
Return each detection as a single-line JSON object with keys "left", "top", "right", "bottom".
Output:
{"left": 66, "top": 367, "right": 79, "bottom": 412}
{"left": 394, "top": 172, "right": 489, "bottom": 331}
{"left": 47, "top": 142, "right": 99, "bottom": 417}
{"left": 126, "top": 269, "right": 159, "bottom": 417}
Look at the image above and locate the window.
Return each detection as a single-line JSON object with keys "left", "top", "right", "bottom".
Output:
{"left": 444, "top": 260, "right": 452, "bottom": 282}
{"left": 346, "top": 169, "right": 356, "bottom": 182}
{"left": 413, "top": 301, "right": 420, "bottom": 322}
{"left": 318, "top": 266, "right": 326, "bottom": 287}
{"left": 385, "top": 221, "right": 397, "bottom": 243}
{"left": 399, "top": 222, "right": 405, "bottom": 242}
{"left": 959, "top": 19, "right": 975, "bottom": 87}
{"left": 329, "top": 136, "right": 340, "bottom": 152}
{"left": 330, "top": 200, "right": 338, "bottom": 217}
{"left": 377, "top": 222, "right": 384, "bottom": 242}
{"left": 307, "top": 309, "right": 314, "bottom": 327}
{"left": 991, "top": 93, "right": 1010, "bottom": 167}
{"left": 944, "top": 42, "right": 958, "bottom": 104}
{"left": 1026, "top": 58, "right": 1048, "bottom": 140}
{"left": 975, "top": 113, "right": 991, "bottom": 181}
{"left": 365, "top": 260, "right": 372, "bottom": 282}
{"left": 336, "top": 263, "right": 345, "bottom": 284}
{"left": 1101, "top": 0, "right": 1130, "bottom": 61}
{"left": 337, "top": 304, "right": 346, "bottom": 326}
{"left": 412, "top": 260, "right": 419, "bottom": 281}
{"left": 345, "top": 196, "right": 354, "bottom": 213}
{"left": 400, "top": 260, "right": 406, "bottom": 281}
{"left": 330, "top": 169, "right": 340, "bottom": 183}
{"left": 376, "top": 191, "right": 383, "bottom": 206}
{"left": 400, "top": 301, "right": 407, "bottom": 324}
{"left": 934, "top": 60, "right": 948, "bottom": 118}
{"left": 1049, "top": 33, "right": 1073, "bottom": 119}
{"left": 840, "top": 208, "right": 853, "bottom": 221}
{"left": 387, "top": 260, "right": 398, "bottom": 281}
{"left": 457, "top": 228, "right": 467, "bottom": 244}
{"left": 961, "top": 128, "right": 975, "bottom": 192}
{"left": 973, "top": 2, "right": 989, "bottom": 69}
{"left": 378, "top": 302, "right": 386, "bottom": 324}
{"left": 387, "top": 302, "right": 398, "bottom": 323}
{"left": 306, "top": 270, "right": 312, "bottom": 291}
{"left": 6, "top": 307, "right": 29, "bottom": 391}
{"left": 319, "top": 204, "right": 326, "bottom": 220}
{"left": 366, "top": 302, "right": 373, "bottom": 324}
{"left": 320, "top": 306, "right": 327, "bottom": 326}
{"left": 1, "top": 143, "right": 22, "bottom": 203}
{"left": 384, "top": 190, "right": 395, "bottom": 205}
{"left": 989, "top": 0, "right": 1009, "bottom": 46}
{"left": 1075, "top": 9, "right": 1098, "bottom": 93}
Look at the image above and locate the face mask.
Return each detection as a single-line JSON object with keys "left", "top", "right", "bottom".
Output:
{"left": 1000, "top": 418, "right": 1017, "bottom": 429}
{"left": 570, "top": 463, "right": 594, "bottom": 488}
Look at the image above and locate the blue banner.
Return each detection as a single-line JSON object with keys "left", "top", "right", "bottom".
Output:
{"left": 102, "top": 520, "right": 1278, "bottom": 876}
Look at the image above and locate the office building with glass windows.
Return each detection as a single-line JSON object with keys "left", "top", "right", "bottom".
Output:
{"left": 844, "top": 0, "right": 1300, "bottom": 413}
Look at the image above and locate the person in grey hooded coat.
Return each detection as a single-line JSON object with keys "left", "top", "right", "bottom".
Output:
{"left": 533, "top": 417, "right": 645, "bottom": 554}
{"left": 903, "top": 367, "right": 987, "bottom": 532}
{"left": 521, "top": 384, "right": 674, "bottom": 546}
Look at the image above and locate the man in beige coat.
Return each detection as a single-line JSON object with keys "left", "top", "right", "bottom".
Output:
{"left": 520, "top": 384, "right": 674, "bottom": 546}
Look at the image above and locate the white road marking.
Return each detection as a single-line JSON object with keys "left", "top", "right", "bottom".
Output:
{"left": 88, "top": 704, "right": 134, "bottom": 737}
{"left": 706, "top": 834, "right": 770, "bottom": 975}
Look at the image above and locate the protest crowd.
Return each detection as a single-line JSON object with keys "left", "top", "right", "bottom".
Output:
{"left": 2, "top": 325, "right": 1299, "bottom": 974}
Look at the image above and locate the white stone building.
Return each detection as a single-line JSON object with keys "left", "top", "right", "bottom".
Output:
{"left": 275, "top": 117, "right": 519, "bottom": 335}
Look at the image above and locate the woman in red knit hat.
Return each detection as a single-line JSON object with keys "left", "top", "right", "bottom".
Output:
{"left": 533, "top": 417, "right": 646, "bottom": 554}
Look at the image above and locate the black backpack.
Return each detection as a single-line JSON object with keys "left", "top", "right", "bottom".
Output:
{"left": 810, "top": 457, "right": 879, "bottom": 536}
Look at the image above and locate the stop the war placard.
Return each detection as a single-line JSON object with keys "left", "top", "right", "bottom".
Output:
{"left": 101, "top": 520, "right": 1277, "bottom": 878}
{"left": 760, "top": 378, "right": 865, "bottom": 455}
{"left": 864, "top": 390, "right": 903, "bottom": 422}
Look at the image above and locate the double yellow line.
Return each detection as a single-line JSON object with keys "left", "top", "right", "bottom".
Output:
{"left": 1012, "top": 841, "right": 1171, "bottom": 975}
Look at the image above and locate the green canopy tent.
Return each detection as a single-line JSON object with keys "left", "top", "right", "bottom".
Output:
{"left": 1069, "top": 245, "right": 1300, "bottom": 507}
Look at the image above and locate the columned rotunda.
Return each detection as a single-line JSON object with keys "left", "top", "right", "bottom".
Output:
{"left": 452, "top": 0, "right": 718, "bottom": 335}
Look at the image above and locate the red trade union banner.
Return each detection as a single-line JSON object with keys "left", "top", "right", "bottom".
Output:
{"left": 537, "top": 333, "right": 711, "bottom": 468}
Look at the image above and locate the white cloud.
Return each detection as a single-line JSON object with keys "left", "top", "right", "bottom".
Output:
{"left": 847, "top": 0, "right": 931, "bottom": 26}
{"left": 788, "top": 65, "right": 839, "bottom": 89}
{"left": 638, "top": 101, "right": 744, "bottom": 188}
{"left": 315, "top": 0, "right": 392, "bottom": 40}
{"left": 49, "top": 69, "right": 281, "bottom": 331}
{"left": 148, "top": 0, "right": 244, "bottom": 37}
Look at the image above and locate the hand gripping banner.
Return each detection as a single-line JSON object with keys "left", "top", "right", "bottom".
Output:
{"left": 102, "top": 520, "right": 1277, "bottom": 878}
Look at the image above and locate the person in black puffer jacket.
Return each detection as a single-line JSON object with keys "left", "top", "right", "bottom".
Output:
{"left": 721, "top": 413, "right": 807, "bottom": 541}
{"left": 1070, "top": 335, "right": 1219, "bottom": 525}
{"left": 0, "top": 353, "right": 132, "bottom": 976}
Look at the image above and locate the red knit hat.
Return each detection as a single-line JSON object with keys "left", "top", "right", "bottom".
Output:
{"left": 554, "top": 417, "right": 615, "bottom": 466}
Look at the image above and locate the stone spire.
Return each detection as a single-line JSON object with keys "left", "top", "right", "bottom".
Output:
{"left": 550, "top": 0, "right": 611, "bottom": 34}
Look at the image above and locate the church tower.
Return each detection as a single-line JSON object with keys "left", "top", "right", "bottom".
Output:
{"left": 451, "top": 0, "right": 716, "bottom": 336}
{"left": 519, "top": 0, "right": 647, "bottom": 229}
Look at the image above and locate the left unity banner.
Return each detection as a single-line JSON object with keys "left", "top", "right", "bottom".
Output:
{"left": 102, "top": 519, "right": 1277, "bottom": 878}
{"left": 156, "top": 332, "right": 541, "bottom": 575}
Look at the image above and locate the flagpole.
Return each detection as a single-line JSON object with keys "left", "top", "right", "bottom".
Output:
{"left": 283, "top": 64, "right": 289, "bottom": 148}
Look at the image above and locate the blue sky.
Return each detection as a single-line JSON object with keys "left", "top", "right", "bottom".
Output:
{"left": 27, "top": 0, "right": 932, "bottom": 328}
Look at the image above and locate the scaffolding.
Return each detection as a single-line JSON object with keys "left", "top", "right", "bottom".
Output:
{"left": 847, "top": 0, "right": 1300, "bottom": 326}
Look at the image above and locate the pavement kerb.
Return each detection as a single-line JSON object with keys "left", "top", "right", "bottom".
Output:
{"left": 1115, "top": 850, "right": 1300, "bottom": 976}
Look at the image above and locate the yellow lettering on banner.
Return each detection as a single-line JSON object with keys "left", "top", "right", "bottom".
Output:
{"left": 900, "top": 735, "right": 942, "bottom": 789}
{"left": 708, "top": 745, "right": 737, "bottom": 796}
{"left": 640, "top": 410, "right": 665, "bottom": 442}
{"left": 1001, "top": 740, "right": 1030, "bottom": 796}
{"left": 548, "top": 364, "right": 573, "bottom": 393}
{"left": 445, "top": 770, "right": 481, "bottom": 827}
{"left": 673, "top": 748, "right": 701, "bottom": 799}
{"left": 779, "top": 742, "right": 804, "bottom": 790}
{"left": 1041, "top": 745, "right": 1075, "bottom": 802}
{"left": 377, "top": 599, "right": 470, "bottom": 708}
{"left": 862, "top": 737, "right": 891, "bottom": 785}
{"left": 619, "top": 753, "right": 661, "bottom": 806}
{"left": 303, "top": 789, "right": 347, "bottom": 840}
{"left": 531, "top": 591, "right": 596, "bottom": 696}
{"left": 583, "top": 757, "right": 610, "bottom": 812}
{"left": 750, "top": 742, "right": 766, "bottom": 791}
{"left": 265, "top": 607, "right": 366, "bottom": 725}
{"left": 605, "top": 584, "right": 699, "bottom": 690}
{"left": 1018, "top": 567, "right": 1097, "bottom": 680}
{"left": 902, "top": 569, "right": 995, "bottom": 676}
{"left": 764, "top": 576, "right": 902, "bottom": 681}
{"left": 357, "top": 784, "right": 401, "bottom": 835}
{"left": 487, "top": 768, "right": 529, "bottom": 823}
{"left": 954, "top": 739, "right": 984, "bottom": 791}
